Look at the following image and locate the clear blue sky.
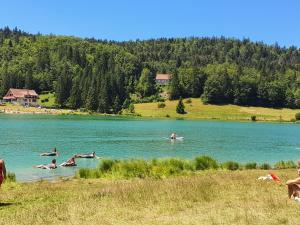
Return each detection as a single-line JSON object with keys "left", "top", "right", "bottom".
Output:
{"left": 1, "top": 0, "right": 299, "bottom": 47}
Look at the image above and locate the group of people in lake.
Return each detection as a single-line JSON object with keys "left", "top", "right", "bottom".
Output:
{"left": 34, "top": 148, "right": 99, "bottom": 170}
{"left": 3, "top": 134, "right": 300, "bottom": 202}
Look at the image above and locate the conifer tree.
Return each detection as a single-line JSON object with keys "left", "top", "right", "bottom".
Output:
{"left": 176, "top": 97, "right": 186, "bottom": 114}
{"left": 55, "top": 63, "right": 72, "bottom": 107}
{"left": 68, "top": 77, "right": 82, "bottom": 109}
{"left": 85, "top": 78, "right": 97, "bottom": 111}
{"left": 25, "top": 71, "right": 34, "bottom": 89}
{"left": 122, "top": 98, "right": 131, "bottom": 109}
{"left": 128, "top": 103, "right": 135, "bottom": 113}
{"left": 112, "top": 95, "right": 122, "bottom": 114}
{"left": 169, "top": 72, "right": 182, "bottom": 100}
{"left": 98, "top": 78, "right": 110, "bottom": 113}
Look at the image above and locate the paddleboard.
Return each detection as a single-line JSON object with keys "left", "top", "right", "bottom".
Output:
{"left": 163, "top": 137, "right": 184, "bottom": 140}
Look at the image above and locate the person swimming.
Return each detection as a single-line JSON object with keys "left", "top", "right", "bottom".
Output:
{"left": 75, "top": 152, "right": 99, "bottom": 159}
{"left": 60, "top": 156, "right": 77, "bottom": 167}
{"left": 35, "top": 159, "right": 57, "bottom": 170}
{"left": 170, "top": 132, "right": 177, "bottom": 140}
{"left": 40, "top": 148, "right": 59, "bottom": 156}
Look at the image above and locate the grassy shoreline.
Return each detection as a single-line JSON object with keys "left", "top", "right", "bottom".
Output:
{"left": 1, "top": 157, "right": 299, "bottom": 224}
{"left": 1, "top": 169, "right": 300, "bottom": 225}
{"left": 1, "top": 97, "right": 300, "bottom": 123}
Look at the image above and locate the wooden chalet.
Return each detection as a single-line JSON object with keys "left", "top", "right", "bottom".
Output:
{"left": 3, "top": 88, "right": 39, "bottom": 106}
{"left": 155, "top": 73, "right": 172, "bottom": 85}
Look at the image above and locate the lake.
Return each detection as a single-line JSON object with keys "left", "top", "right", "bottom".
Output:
{"left": 0, "top": 114, "right": 300, "bottom": 181}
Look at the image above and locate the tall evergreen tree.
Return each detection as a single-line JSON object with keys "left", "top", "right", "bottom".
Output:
{"left": 98, "top": 78, "right": 110, "bottom": 113}
{"left": 55, "top": 63, "right": 72, "bottom": 107}
{"left": 25, "top": 71, "right": 34, "bottom": 89}
{"left": 176, "top": 97, "right": 186, "bottom": 114}
{"left": 68, "top": 77, "right": 82, "bottom": 109}
{"left": 85, "top": 78, "right": 98, "bottom": 111}
{"left": 112, "top": 95, "right": 122, "bottom": 114}
{"left": 169, "top": 72, "right": 182, "bottom": 100}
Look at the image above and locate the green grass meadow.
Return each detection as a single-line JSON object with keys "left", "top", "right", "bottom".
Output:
{"left": 134, "top": 98, "right": 300, "bottom": 122}
{"left": 1, "top": 169, "right": 299, "bottom": 225}
{"left": 37, "top": 92, "right": 56, "bottom": 108}
{"left": 1, "top": 157, "right": 299, "bottom": 225}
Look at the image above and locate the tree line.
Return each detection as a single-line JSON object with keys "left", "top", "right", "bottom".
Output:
{"left": 1, "top": 27, "right": 300, "bottom": 113}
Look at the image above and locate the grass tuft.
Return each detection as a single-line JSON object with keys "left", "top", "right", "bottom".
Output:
{"left": 194, "top": 156, "right": 218, "bottom": 170}
{"left": 244, "top": 162, "right": 257, "bottom": 169}
{"left": 6, "top": 172, "right": 16, "bottom": 182}
{"left": 222, "top": 161, "right": 240, "bottom": 170}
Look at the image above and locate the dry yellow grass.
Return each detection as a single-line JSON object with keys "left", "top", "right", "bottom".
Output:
{"left": 0, "top": 170, "right": 299, "bottom": 225}
{"left": 135, "top": 98, "right": 300, "bottom": 121}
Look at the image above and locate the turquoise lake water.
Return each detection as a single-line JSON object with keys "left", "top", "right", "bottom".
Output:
{"left": 1, "top": 114, "right": 300, "bottom": 181}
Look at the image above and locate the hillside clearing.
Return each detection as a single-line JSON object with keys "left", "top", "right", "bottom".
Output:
{"left": 135, "top": 98, "right": 300, "bottom": 122}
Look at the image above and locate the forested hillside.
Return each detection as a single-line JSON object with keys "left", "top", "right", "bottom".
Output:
{"left": 1, "top": 27, "right": 300, "bottom": 112}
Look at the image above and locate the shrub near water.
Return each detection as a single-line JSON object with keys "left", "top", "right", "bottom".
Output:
{"left": 260, "top": 163, "right": 271, "bottom": 170}
{"left": 116, "top": 159, "right": 151, "bottom": 178}
{"left": 274, "top": 160, "right": 296, "bottom": 169}
{"left": 98, "top": 159, "right": 116, "bottom": 172}
{"left": 6, "top": 172, "right": 16, "bottom": 182}
{"left": 194, "top": 156, "right": 218, "bottom": 170}
{"left": 245, "top": 162, "right": 257, "bottom": 169}
{"left": 222, "top": 161, "right": 240, "bottom": 170}
{"left": 151, "top": 158, "right": 194, "bottom": 178}
{"left": 77, "top": 158, "right": 193, "bottom": 179}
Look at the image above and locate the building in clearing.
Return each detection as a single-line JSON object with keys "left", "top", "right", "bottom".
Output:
{"left": 155, "top": 73, "right": 172, "bottom": 85}
{"left": 3, "top": 88, "right": 39, "bottom": 106}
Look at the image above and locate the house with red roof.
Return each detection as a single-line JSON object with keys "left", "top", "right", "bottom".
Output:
{"left": 3, "top": 88, "right": 39, "bottom": 106}
{"left": 155, "top": 73, "right": 172, "bottom": 85}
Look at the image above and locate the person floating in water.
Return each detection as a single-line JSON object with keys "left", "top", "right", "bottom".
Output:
{"left": 170, "top": 132, "right": 177, "bottom": 140}
{"left": 40, "top": 147, "right": 59, "bottom": 156}
{"left": 60, "top": 156, "right": 77, "bottom": 167}
{"left": 75, "top": 152, "right": 100, "bottom": 159}
{"left": 0, "top": 158, "right": 7, "bottom": 187}
{"left": 35, "top": 159, "right": 57, "bottom": 170}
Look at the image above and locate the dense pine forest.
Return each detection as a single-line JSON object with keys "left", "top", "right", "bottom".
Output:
{"left": 1, "top": 27, "right": 300, "bottom": 113}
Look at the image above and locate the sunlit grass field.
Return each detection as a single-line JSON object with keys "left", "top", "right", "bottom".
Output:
{"left": 0, "top": 169, "right": 299, "bottom": 225}
{"left": 135, "top": 98, "right": 300, "bottom": 122}
{"left": 37, "top": 92, "right": 56, "bottom": 108}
